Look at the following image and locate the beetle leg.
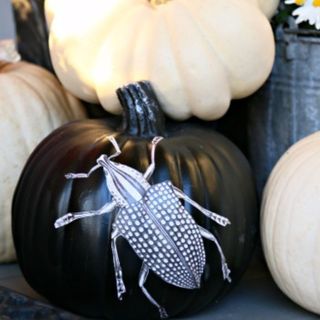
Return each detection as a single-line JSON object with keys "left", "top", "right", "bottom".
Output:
{"left": 143, "top": 136, "right": 164, "bottom": 180}
{"left": 108, "top": 136, "right": 122, "bottom": 160}
{"left": 139, "top": 263, "right": 168, "bottom": 319}
{"left": 54, "top": 201, "right": 117, "bottom": 228}
{"left": 173, "top": 187, "right": 231, "bottom": 227}
{"left": 198, "top": 225, "right": 232, "bottom": 283}
{"left": 65, "top": 164, "right": 101, "bottom": 179}
{"left": 111, "top": 229, "right": 126, "bottom": 300}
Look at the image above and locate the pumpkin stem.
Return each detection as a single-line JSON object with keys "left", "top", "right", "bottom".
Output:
{"left": 116, "top": 81, "right": 166, "bottom": 138}
{"left": 149, "top": 0, "right": 171, "bottom": 6}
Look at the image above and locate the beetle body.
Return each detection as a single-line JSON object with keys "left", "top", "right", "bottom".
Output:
{"left": 113, "top": 180, "right": 205, "bottom": 289}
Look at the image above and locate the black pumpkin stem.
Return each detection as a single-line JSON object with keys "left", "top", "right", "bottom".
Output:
{"left": 116, "top": 81, "right": 166, "bottom": 138}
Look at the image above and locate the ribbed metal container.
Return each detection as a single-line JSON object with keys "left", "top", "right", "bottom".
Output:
{"left": 247, "top": 25, "right": 320, "bottom": 197}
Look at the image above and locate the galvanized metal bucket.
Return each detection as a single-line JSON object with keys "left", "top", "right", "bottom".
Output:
{"left": 247, "top": 24, "right": 320, "bottom": 197}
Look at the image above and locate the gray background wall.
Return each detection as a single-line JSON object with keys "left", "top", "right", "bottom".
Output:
{"left": 0, "top": 0, "right": 15, "bottom": 39}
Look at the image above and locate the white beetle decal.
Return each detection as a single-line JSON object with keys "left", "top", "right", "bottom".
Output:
{"left": 55, "top": 136, "right": 231, "bottom": 318}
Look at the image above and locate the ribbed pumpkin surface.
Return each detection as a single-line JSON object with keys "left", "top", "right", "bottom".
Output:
{"left": 0, "top": 61, "right": 85, "bottom": 262}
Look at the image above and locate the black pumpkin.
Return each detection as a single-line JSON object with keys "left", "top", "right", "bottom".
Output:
{"left": 13, "top": 82, "right": 258, "bottom": 319}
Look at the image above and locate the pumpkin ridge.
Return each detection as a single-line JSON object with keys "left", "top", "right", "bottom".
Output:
{"left": 11, "top": 71, "right": 56, "bottom": 129}
{"left": 15, "top": 152, "right": 57, "bottom": 275}
{"left": 263, "top": 139, "right": 319, "bottom": 280}
{"left": 151, "top": 10, "right": 190, "bottom": 120}
{"left": 128, "top": 9, "right": 154, "bottom": 84}
{"left": 6, "top": 73, "right": 55, "bottom": 152}
{"left": 279, "top": 173, "right": 306, "bottom": 301}
{"left": 271, "top": 160, "right": 310, "bottom": 302}
{"left": 205, "top": 135, "right": 257, "bottom": 265}
{"left": 52, "top": 79, "right": 83, "bottom": 120}
{"left": 0, "top": 79, "right": 31, "bottom": 159}
{"left": 262, "top": 144, "right": 302, "bottom": 251}
{"left": 17, "top": 125, "right": 108, "bottom": 277}
{"left": 163, "top": 1, "right": 230, "bottom": 119}
{"left": 1, "top": 59, "right": 84, "bottom": 264}
{"left": 175, "top": 0, "right": 232, "bottom": 85}
{"left": 162, "top": 9, "right": 193, "bottom": 119}
{"left": 288, "top": 157, "right": 320, "bottom": 305}
{"left": 178, "top": 143, "right": 213, "bottom": 312}
{"left": 93, "top": 6, "right": 149, "bottom": 113}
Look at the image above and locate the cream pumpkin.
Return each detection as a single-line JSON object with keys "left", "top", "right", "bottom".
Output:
{"left": 45, "top": 0, "right": 278, "bottom": 120}
{"left": 250, "top": 0, "right": 279, "bottom": 19}
{"left": 262, "top": 131, "right": 320, "bottom": 315}
{"left": 0, "top": 43, "right": 86, "bottom": 262}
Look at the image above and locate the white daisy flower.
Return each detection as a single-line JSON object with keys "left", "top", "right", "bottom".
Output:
{"left": 285, "top": 0, "right": 320, "bottom": 30}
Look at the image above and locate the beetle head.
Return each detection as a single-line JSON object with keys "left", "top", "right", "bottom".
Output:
{"left": 97, "top": 154, "right": 118, "bottom": 173}
{"left": 96, "top": 135, "right": 121, "bottom": 170}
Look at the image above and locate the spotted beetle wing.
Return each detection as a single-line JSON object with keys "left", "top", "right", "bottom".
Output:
{"left": 113, "top": 181, "right": 206, "bottom": 289}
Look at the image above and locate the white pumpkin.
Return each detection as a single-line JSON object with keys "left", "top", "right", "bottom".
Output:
{"left": 250, "top": 0, "right": 279, "bottom": 19}
{"left": 262, "top": 131, "right": 320, "bottom": 315}
{"left": 45, "top": 0, "right": 278, "bottom": 120}
{"left": 0, "top": 42, "right": 86, "bottom": 262}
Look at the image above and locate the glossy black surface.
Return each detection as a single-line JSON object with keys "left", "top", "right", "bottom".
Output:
{"left": 13, "top": 82, "right": 258, "bottom": 319}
